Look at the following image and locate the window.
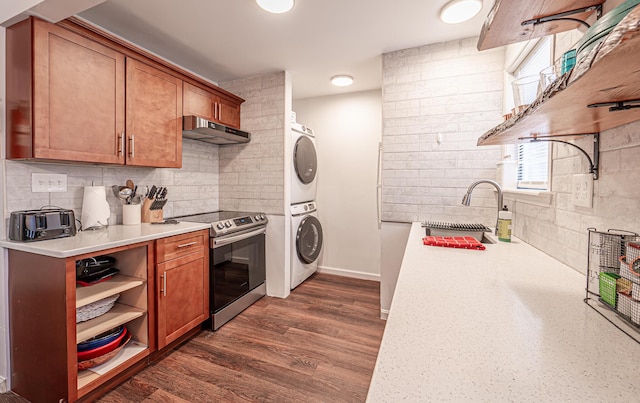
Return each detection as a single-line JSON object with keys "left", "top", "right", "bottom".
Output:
{"left": 517, "top": 141, "right": 549, "bottom": 189}
{"left": 510, "top": 37, "right": 553, "bottom": 190}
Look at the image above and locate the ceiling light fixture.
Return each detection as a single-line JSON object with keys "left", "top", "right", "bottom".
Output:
{"left": 331, "top": 75, "right": 354, "bottom": 87}
{"left": 439, "top": 0, "right": 482, "bottom": 24}
{"left": 256, "top": 0, "right": 294, "bottom": 14}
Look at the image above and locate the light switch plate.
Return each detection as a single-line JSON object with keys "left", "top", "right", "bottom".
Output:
{"left": 32, "top": 173, "right": 68, "bottom": 192}
{"left": 571, "top": 173, "right": 593, "bottom": 208}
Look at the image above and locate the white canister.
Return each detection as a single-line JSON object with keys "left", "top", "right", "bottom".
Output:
{"left": 122, "top": 204, "right": 141, "bottom": 225}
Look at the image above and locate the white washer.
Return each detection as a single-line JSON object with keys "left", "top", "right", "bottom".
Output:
{"left": 290, "top": 201, "right": 323, "bottom": 289}
{"left": 290, "top": 122, "right": 317, "bottom": 204}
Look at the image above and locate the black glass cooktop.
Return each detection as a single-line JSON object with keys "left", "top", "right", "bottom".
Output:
{"left": 175, "top": 210, "right": 267, "bottom": 237}
{"left": 176, "top": 211, "right": 260, "bottom": 223}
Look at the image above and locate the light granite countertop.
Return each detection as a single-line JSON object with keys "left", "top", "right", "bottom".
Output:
{"left": 0, "top": 222, "right": 211, "bottom": 258}
{"left": 367, "top": 222, "right": 640, "bottom": 402}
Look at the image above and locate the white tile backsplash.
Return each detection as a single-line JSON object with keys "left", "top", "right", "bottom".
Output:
{"left": 512, "top": 124, "right": 640, "bottom": 274}
{"left": 219, "top": 72, "right": 286, "bottom": 216}
{"left": 4, "top": 138, "right": 219, "bottom": 226}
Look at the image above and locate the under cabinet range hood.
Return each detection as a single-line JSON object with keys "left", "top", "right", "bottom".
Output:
{"left": 182, "top": 116, "right": 251, "bottom": 145}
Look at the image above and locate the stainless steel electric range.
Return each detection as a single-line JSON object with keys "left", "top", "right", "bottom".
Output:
{"left": 176, "top": 211, "right": 268, "bottom": 330}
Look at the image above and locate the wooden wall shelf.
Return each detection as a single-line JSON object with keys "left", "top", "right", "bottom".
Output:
{"left": 477, "top": 0, "right": 606, "bottom": 51}
{"left": 478, "top": 4, "right": 640, "bottom": 145}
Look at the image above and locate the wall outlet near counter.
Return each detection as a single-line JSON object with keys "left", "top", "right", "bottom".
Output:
{"left": 32, "top": 173, "right": 67, "bottom": 193}
{"left": 572, "top": 173, "right": 593, "bottom": 208}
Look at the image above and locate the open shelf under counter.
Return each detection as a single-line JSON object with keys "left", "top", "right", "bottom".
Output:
{"left": 76, "top": 274, "right": 145, "bottom": 308}
{"left": 77, "top": 304, "right": 146, "bottom": 343}
{"left": 478, "top": 4, "right": 640, "bottom": 145}
{"left": 77, "top": 340, "right": 148, "bottom": 392}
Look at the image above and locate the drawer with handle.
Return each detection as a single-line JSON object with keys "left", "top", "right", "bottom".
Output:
{"left": 156, "top": 230, "right": 207, "bottom": 263}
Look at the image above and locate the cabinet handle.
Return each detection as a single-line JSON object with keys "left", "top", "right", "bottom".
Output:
{"left": 218, "top": 103, "right": 222, "bottom": 121}
{"left": 215, "top": 102, "right": 219, "bottom": 120}
{"left": 161, "top": 272, "right": 167, "bottom": 296}
{"left": 177, "top": 241, "right": 198, "bottom": 248}
{"left": 117, "top": 132, "right": 124, "bottom": 156}
{"left": 129, "top": 134, "right": 135, "bottom": 158}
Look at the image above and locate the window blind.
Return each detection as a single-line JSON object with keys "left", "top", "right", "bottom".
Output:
{"left": 517, "top": 142, "right": 549, "bottom": 189}
{"left": 514, "top": 37, "right": 551, "bottom": 190}
{"left": 515, "top": 37, "right": 551, "bottom": 79}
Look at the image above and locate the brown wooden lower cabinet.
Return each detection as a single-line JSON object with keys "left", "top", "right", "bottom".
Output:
{"left": 7, "top": 229, "right": 209, "bottom": 402}
{"left": 156, "top": 230, "right": 209, "bottom": 349}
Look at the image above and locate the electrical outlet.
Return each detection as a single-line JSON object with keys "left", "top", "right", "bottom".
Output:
{"left": 32, "top": 173, "right": 68, "bottom": 192}
{"left": 571, "top": 174, "right": 593, "bottom": 208}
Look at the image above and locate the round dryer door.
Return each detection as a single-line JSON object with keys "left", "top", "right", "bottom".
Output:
{"left": 296, "top": 215, "right": 323, "bottom": 264}
{"left": 293, "top": 136, "right": 317, "bottom": 184}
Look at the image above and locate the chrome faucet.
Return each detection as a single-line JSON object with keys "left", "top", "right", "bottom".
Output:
{"left": 461, "top": 179, "right": 503, "bottom": 235}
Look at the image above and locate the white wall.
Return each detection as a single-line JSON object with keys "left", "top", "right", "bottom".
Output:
{"left": 0, "top": 24, "right": 8, "bottom": 392}
{"left": 380, "top": 222, "right": 410, "bottom": 317}
{"left": 294, "top": 90, "right": 382, "bottom": 280}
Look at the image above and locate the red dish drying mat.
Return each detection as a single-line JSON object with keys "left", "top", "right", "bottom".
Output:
{"left": 422, "top": 236, "right": 485, "bottom": 250}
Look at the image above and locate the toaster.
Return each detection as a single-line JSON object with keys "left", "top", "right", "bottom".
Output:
{"left": 9, "top": 208, "right": 77, "bottom": 242}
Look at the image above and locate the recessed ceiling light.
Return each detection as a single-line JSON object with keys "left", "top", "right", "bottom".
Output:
{"left": 256, "top": 0, "right": 294, "bottom": 14}
{"left": 440, "top": 0, "right": 482, "bottom": 24}
{"left": 331, "top": 75, "right": 354, "bottom": 87}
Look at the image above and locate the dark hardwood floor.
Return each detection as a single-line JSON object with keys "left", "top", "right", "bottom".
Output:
{"left": 93, "top": 273, "right": 385, "bottom": 402}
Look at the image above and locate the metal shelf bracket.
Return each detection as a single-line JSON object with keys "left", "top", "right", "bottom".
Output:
{"left": 520, "top": 133, "right": 600, "bottom": 180}
{"left": 521, "top": 4, "right": 603, "bottom": 29}
{"left": 588, "top": 99, "right": 640, "bottom": 112}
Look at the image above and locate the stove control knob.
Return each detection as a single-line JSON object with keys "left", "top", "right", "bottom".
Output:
{"left": 225, "top": 221, "right": 232, "bottom": 228}
{"left": 255, "top": 215, "right": 261, "bottom": 221}
{"left": 260, "top": 214, "right": 266, "bottom": 220}
{"left": 216, "top": 223, "right": 224, "bottom": 230}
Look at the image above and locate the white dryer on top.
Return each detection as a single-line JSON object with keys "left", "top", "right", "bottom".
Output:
{"left": 291, "top": 122, "right": 317, "bottom": 205}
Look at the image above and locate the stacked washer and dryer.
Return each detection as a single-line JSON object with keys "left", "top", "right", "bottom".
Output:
{"left": 290, "top": 121, "right": 324, "bottom": 289}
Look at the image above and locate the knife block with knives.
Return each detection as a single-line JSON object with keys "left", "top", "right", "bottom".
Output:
{"left": 142, "top": 185, "right": 168, "bottom": 223}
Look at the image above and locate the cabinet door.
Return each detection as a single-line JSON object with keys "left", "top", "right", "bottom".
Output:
{"left": 183, "top": 82, "right": 214, "bottom": 120}
{"left": 157, "top": 249, "right": 209, "bottom": 348}
{"left": 31, "top": 19, "right": 126, "bottom": 163}
{"left": 215, "top": 95, "right": 241, "bottom": 129}
{"left": 126, "top": 58, "right": 183, "bottom": 168}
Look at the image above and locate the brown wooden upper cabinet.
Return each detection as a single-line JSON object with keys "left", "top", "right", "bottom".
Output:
{"left": 6, "top": 17, "right": 127, "bottom": 164}
{"left": 6, "top": 17, "right": 184, "bottom": 168}
{"left": 183, "top": 82, "right": 241, "bottom": 129}
{"left": 126, "top": 59, "right": 182, "bottom": 168}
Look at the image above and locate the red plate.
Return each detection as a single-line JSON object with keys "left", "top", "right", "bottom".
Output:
{"left": 78, "top": 331, "right": 132, "bottom": 371}
{"left": 77, "top": 327, "right": 128, "bottom": 361}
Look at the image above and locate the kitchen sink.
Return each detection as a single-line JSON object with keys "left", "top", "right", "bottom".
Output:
{"left": 422, "top": 222, "right": 497, "bottom": 244}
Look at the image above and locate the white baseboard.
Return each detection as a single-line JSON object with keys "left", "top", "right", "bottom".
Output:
{"left": 380, "top": 309, "right": 389, "bottom": 320}
{"left": 317, "top": 265, "right": 380, "bottom": 282}
{"left": 0, "top": 376, "right": 7, "bottom": 393}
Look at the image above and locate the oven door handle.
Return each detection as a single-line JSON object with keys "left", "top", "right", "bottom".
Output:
{"left": 213, "top": 227, "right": 266, "bottom": 248}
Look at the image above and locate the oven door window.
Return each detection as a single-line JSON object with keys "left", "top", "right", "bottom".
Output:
{"left": 211, "top": 233, "right": 265, "bottom": 312}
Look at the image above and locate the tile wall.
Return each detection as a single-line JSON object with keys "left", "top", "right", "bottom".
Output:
{"left": 512, "top": 121, "right": 640, "bottom": 274}
{"left": 220, "top": 72, "right": 286, "bottom": 216}
{"left": 382, "top": 37, "right": 505, "bottom": 224}
{"left": 3, "top": 139, "right": 219, "bottom": 226}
